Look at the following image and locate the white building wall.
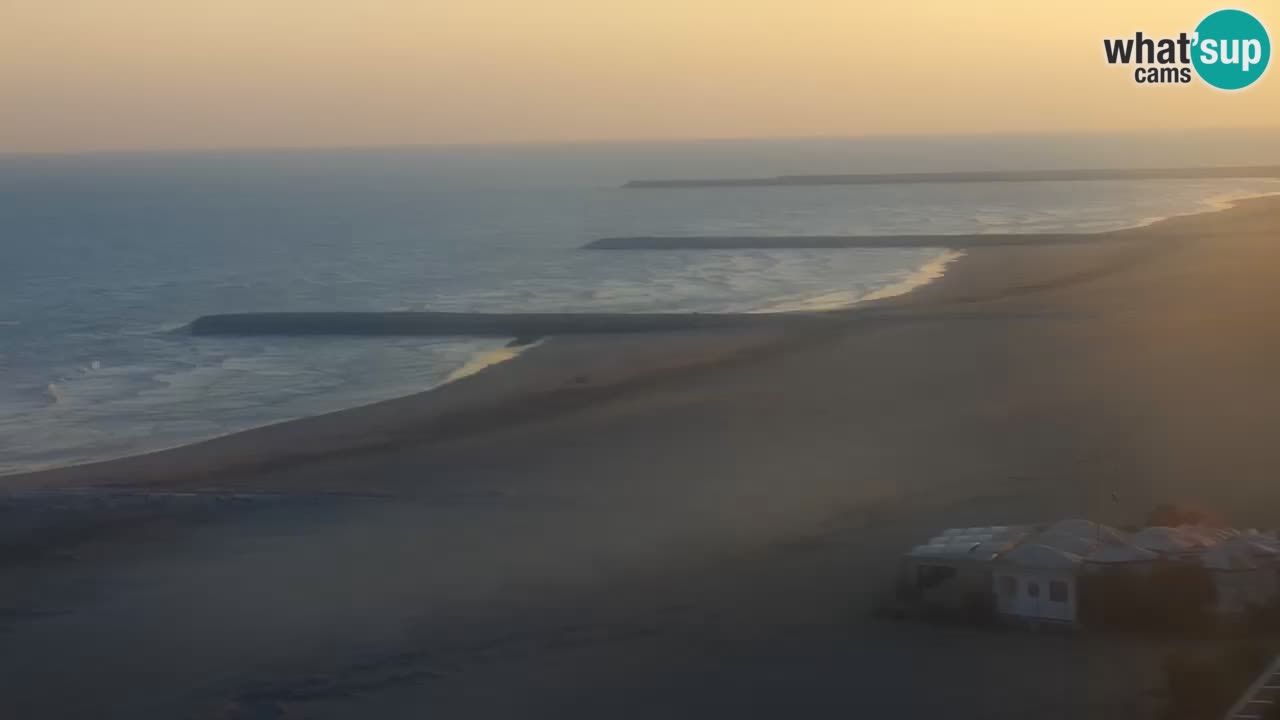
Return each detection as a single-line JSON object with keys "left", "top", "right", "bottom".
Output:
{"left": 994, "top": 570, "right": 1077, "bottom": 623}
{"left": 1212, "top": 569, "right": 1279, "bottom": 614}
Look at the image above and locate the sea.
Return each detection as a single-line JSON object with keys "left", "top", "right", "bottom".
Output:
{"left": 3, "top": 130, "right": 1280, "bottom": 475}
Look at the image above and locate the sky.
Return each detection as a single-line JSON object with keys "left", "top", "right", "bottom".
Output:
{"left": 1, "top": 0, "right": 1276, "bottom": 153}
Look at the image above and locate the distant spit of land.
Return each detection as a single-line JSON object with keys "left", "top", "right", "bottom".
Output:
{"left": 622, "top": 164, "right": 1280, "bottom": 188}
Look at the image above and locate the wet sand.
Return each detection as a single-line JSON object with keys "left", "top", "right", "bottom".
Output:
{"left": 3, "top": 195, "right": 1280, "bottom": 718}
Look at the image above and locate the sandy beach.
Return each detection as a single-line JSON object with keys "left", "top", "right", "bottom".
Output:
{"left": 4, "top": 194, "right": 1280, "bottom": 719}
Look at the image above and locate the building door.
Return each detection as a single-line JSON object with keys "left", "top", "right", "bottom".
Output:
{"left": 1024, "top": 578, "right": 1043, "bottom": 618}
{"left": 999, "top": 573, "right": 1075, "bottom": 622}
{"left": 1043, "top": 577, "right": 1074, "bottom": 622}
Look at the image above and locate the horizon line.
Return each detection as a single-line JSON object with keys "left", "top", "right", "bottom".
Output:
{"left": 4, "top": 124, "right": 1280, "bottom": 160}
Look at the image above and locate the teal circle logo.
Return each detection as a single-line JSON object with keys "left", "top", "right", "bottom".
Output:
{"left": 1192, "top": 9, "right": 1270, "bottom": 90}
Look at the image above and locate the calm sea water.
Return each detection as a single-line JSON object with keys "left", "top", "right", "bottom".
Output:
{"left": 3, "top": 132, "right": 1280, "bottom": 475}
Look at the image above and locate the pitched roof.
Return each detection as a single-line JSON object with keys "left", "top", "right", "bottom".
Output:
{"left": 1000, "top": 542, "right": 1082, "bottom": 570}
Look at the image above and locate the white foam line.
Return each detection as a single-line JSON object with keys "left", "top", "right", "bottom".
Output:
{"left": 1123, "top": 185, "right": 1280, "bottom": 232}
{"left": 859, "top": 249, "right": 964, "bottom": 303}
{"left": 750, "top": 183, "right": 1280, "bottom": 316}
{"left": 750, "top": 249, "right": 964, "bottom": 314}
{"left": 444, "top": 341, "right": 540, "bottom": 384}
{"left": 3, "top": 340, "right": 543, "bottom": 478}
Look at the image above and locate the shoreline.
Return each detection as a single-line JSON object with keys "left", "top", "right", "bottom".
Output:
{"left": 14, "top": 183, "right": 1272, "bottom": 480}
{"left": 0, "top": 339, "right": 546, "bottom": 481}
{"left": 8, "top": 193, "right": 1280, "bottom": 490}
{"left": 0, "top": 326, "right": 800, "bottom": 489}
{"left": 1128, "top": 187, "right": 1280, "bottom": 231}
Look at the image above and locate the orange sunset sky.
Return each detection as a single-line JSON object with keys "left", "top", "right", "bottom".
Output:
{"left": 1, "top": 0, "right": 1276, "bottom": 153}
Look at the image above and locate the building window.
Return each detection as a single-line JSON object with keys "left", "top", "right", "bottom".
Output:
{"left": 1027, "top": 581, "right": 1040, "bottom": 598}
{"left": 998, "top": 576, "right": 1017, "bottom": 597}
{"left": 1049, "top": 580, "right": 1069, "bottom": 603}
{"left": 916, "top": 564, "right": 958, "bottom": 590}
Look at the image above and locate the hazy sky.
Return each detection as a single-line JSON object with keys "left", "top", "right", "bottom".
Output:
{"left": 2, "top": 0, "right": 1276, "bottom": 153}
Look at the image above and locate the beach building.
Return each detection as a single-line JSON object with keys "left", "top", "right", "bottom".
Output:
{"left": 1201, "top": 536, "right": 1280, "bottom": 614}
{"left": 899, "top": 525, "right": 1031, "bottom": 616}
{"left": 897, "top": 519, "right": 1280, "bottom": 627}
{"left": 993, "top": 541, "right": 1082, "bottom": 623}
{"left": 992, "top": 519, "right": 1127, "bottom": 624}
{"left": 1081, "top": 541, "right": 1159, "bottom": 571}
